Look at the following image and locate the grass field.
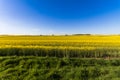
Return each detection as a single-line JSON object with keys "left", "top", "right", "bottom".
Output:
{"left": 1, "top": 35, "right": 120, "bottom": 80}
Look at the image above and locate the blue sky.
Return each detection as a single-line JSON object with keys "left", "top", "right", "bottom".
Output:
{"left": 0, "top": 0, "right": 120, "bottom": 35}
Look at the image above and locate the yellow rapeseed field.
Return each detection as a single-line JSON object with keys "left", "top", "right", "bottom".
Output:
{"left": 1, "top": 35, "right": 120, "bottom": 80}
{"left": 0, "top": 35, "right": 120, "bottom": 58}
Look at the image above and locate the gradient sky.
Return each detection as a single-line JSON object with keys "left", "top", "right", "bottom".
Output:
{"left": 0, "top": 0, "right": 120, "bottom": 35}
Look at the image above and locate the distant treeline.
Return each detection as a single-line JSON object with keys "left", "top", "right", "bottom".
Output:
{"left": 72, "top": 34, "right": 91, "bottom": 36}
{"left": 39, "top": 34, "right": 91, "bottom": 36}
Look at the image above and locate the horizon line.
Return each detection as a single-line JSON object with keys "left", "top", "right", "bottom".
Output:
{"left": 0, "top": 34, "right": 120, "bottom": 36}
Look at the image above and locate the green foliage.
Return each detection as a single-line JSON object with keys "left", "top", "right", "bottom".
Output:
{"left": 0, "top": 57, "right": 119, "bottom": 80}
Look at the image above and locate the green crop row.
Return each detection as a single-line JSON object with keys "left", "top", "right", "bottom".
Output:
{"left": 0, "top": 46, "right": 120, "bottom": 58}
{"left": 0, "top": 57, "right": 120, "bottom": 80}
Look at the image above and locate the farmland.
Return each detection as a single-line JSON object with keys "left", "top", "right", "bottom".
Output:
{"left": 1, "top": 35, "right": 120, "bottom": 80}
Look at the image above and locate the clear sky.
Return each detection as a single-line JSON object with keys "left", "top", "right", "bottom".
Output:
{"left": 0, "top": 0, "right": 120, "bottom": 35}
